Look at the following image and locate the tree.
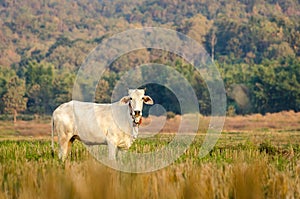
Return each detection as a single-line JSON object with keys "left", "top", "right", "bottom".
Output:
{"left": 25, "top": 61, "right": 54, "bottom": 114}
{"left": 95, "top": 79, "right": 111, "bottom": 103}
{"left": 0, "top": 67, "right": 16, "bottom": 113}
{"left": 52, "top": 71, "right": 75, "bottom": 107}
{"left": 250, "top": 58, "right": 300, "bottom": 113}
{"left": 2, "top": 76, "right": 27, "bottom": 123}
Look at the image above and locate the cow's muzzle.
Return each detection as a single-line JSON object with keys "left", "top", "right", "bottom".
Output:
{"left": 134, "top": 110, "right": 141, "bottom": 116}
{"left": 133, "top": 111, "right": 142, "bottom": 124}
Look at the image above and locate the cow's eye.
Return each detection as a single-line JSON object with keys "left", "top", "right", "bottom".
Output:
{"left": 130, "top": 97, "right": 132, "bottom": 100}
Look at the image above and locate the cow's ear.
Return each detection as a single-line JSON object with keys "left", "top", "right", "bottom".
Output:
{"left": 120, "top": 96, "right": 131, "bottom": 104}
{"left": 143, "top": 96, "right": 154, "bottom": 105}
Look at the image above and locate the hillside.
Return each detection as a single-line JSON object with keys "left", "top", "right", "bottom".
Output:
{"left": 0, "top": 0, "right": 299, "bottom": 116}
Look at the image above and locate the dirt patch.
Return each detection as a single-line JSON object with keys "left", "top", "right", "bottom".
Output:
{"left": 0, "top": 120, "right": 51, "bottom": 138}
{"left": 0, "top": 111, "right": 299, "bottom": 139}
{"left": 223, "top": 111, "right": 300, "bottom": 132}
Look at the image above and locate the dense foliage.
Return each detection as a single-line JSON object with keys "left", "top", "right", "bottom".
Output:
{"left": 0, "top": 0, "right": 299, "bottom": 116}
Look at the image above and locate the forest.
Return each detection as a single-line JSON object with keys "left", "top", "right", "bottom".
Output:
{"left": 0, "top": 0, "right": 299, "bottom": 118}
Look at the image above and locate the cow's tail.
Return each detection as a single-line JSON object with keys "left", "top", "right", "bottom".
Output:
{"left": 51, "top": 116, "right": 55, "bottom": 158}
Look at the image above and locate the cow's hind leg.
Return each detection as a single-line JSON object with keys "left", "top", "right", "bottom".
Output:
{"left": 69, "top": 135, "right": 80, "bottom": 159}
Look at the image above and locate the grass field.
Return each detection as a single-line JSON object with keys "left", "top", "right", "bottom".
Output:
{"left": 0, "top": 111, "right": 300, "bottom": 199}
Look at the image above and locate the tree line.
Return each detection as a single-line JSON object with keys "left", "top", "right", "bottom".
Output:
{"left": 0, "top": 55, "right": 299, "bottom": 120}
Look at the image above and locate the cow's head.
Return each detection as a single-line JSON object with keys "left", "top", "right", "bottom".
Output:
{"left": 120, "top": 89, "right": 154, "bottom": 126}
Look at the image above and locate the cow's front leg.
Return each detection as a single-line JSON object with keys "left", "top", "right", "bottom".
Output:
{"left": 58, "top": 134, "right": 69, "bottom": 162}
{"left": 107, "top": 141, "right": 117, "bottom": 160}
{"left": 132, "top": 126, "right": 139, "bottom": 139}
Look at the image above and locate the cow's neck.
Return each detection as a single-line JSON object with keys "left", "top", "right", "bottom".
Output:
{"left": 128, "top": 103, "right": 139, "bottom": 139}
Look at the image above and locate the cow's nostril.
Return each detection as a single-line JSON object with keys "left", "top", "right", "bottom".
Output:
{"left": 134, "top": 111, "right": 141, "bottom": 116}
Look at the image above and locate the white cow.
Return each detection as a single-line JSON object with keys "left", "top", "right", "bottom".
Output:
{"left": 51, "top": 89, "right": 153, "bottom": 161}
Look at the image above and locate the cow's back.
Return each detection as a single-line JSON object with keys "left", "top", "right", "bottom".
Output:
{"left": 53, "top": 100, "right": 108, "bottom": 141}
{"left": 53, "top": 100, "right": 134, "bottom": 148}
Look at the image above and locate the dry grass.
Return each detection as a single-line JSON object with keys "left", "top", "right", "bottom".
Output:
{"left": 0, "top": 111, "right": 300, "bottom": 198}
{"left": 1, "top": 151, "right": 300, "bottom": 199}
{"left": 0, "top": 135, "right": 300, "bottom": 199}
